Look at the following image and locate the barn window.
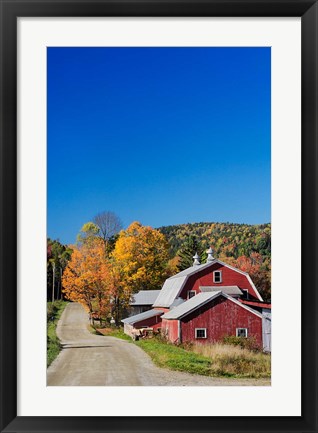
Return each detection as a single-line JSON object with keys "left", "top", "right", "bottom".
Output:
{"left": 195, "top": 328, "right": 207, "bottom": 339}
{"left": 236, "top": 328, "right": 248, "bottom": 338}
{"left": 242, "top": 289, "right": 249, "bottom": 299}
{"left": 213, "top": 270, "right": 222, "bottom": 283}
{"left": 188, "top": 290, "right": 196, "bottom": 299}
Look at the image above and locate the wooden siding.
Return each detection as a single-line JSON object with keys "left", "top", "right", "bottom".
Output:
{"left": 162, "top": 319, "right": 179, "bottom": 344}
{"left": 131, "top": 314, "right": 162, "bottom": 330}
{"left": 179, "top": 296, "right": 262, "bottom": 346}
{"left": 179, "top": 263, "right": 259, "bottom": 300}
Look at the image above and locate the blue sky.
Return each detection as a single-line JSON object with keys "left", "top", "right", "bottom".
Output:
{"left": 48, "top": 47, "right": 271, "bottom": 245}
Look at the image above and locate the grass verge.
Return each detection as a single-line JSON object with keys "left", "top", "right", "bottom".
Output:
{"left": 136, "top": 338, "right": 212, "bottom": 376}
{"left": 47, "top": 300, "right": 68, "bottom": 367}
{"left": 191, "top": 342, "right": 271, "bottom": 378}
{"left": 136, "top": 338, "right": 270, "bottom": 378}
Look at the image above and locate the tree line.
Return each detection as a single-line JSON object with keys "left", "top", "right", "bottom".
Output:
{"left": 47, "top": 214, "right": 271, "bottom": 324}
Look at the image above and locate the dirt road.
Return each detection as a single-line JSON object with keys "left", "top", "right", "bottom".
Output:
{"left": 47, "top": 303, "right": 270, "bottom": 386}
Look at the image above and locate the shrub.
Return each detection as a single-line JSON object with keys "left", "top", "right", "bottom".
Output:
{"left": 192, "top": 342, "right": 271, "bottom": 378}
{"left": 47, "top": 301, "right": 68, "bottom": 366}
{"left": 222, "top": 335, "right": 261, "bottom": 352}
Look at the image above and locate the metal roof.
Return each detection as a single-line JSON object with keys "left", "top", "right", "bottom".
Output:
{"left": 170, "top": 297, "right": 185, "bottom": 308}
{"left": 121, "top": 309, "right": 163, "bottom": 325}
{"left": 152, "top": 276, "right": 187, "bottom": 308}
{"left": 162, "top": 291, "right": 263, "bottom": 320}
{"left": 153, "top": 262, "right": 216, "bottom": 308}
{"left": 130, "top": 290, "right": 161, "bottom": 306}
{"left": 162, "top": 292, "right": 222, "bottom": 319}
{"left": 200, "top": 286, "right": 243, "bottom": 296}
{"left": 169, "top": 262, "right": 214, "bottom": 279}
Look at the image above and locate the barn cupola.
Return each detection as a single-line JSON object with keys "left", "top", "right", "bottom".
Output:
{"left": 206, "top": 247, "right": 214, "bottom": 262}
{"left": 193, "top": 252, "right": 201, "bottom": 266}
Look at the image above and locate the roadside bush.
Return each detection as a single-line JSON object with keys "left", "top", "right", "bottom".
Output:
{"left": 47, "top": 303, "right": 56, "bottom": 322}
{"left": 192, "top": 342, "right": 271, "bottom": 378}
{"left": 222, "top": 335, "right": 261, "bottom": 352}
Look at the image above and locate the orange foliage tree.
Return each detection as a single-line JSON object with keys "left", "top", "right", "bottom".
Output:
{"left": 62, "top": 239, "right": 113, "bottom": 321}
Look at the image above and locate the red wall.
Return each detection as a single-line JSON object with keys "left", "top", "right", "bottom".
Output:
{"left": 180, "top": 296, "right": 262, "bottom": 347}
{"left": 161, "top": 319, "right": 179, "bottom": 343}
{"left": 133, "top": 314, "right": 162, "bottom": 329}
{"left": 179, "top": 263, "right": 260, "bottom": 300}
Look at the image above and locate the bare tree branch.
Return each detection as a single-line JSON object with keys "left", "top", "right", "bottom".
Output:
{"left": 93, "top": 211, "right": 123, "bottom": 242}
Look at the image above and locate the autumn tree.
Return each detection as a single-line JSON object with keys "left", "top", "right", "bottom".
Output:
{"left": 62, "top": 238, "right": 113, "bottom": 321}
{"left": 112, "top": 221, "right": 171, "bottom": 294}
{"left": 76, "top": 222, "right": 100, "bottom": 245}
{"left": 234, "top": 253, "right": 271, "bottom": 302}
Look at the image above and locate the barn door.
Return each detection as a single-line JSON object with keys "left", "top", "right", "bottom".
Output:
{"left": 262, "top": 310, "right": 271, "bottom": 352}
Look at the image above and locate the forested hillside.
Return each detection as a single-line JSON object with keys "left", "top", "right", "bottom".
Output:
{"left": 158, "top": 222, "right": 271, "bottom": 259}
{"left": 158, "top": 222, "right": 271, "bottom": 301}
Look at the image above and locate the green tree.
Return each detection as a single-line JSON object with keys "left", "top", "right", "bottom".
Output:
{"left": 47, "top": 238, "right": 72, "bottom": 302}
{"left": 76, "top": 222, "right": 100, "bottom": 245}
{"left": 177, "top": 235, "right": 206, "bottom": 271}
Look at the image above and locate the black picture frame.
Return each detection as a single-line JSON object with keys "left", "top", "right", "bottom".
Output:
{"left": 0, "top": 1, "right": 317, "bottom": 432}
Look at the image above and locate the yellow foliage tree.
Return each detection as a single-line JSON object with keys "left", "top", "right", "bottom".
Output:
{"left": 112, "top": 221, "right": 171, "bottom": 293}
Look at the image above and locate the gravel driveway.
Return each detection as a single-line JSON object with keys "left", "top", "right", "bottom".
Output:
{"left": 47, "top": 303, "right": 270, "bottom": 386}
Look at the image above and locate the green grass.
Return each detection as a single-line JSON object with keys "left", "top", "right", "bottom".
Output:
{"left": 47, "top": 300, "right": 68, "bottom": 367}
{"left": 135, "top": 338, "right": 212, "bottom": 376}
{"left": 135, "top": 337, "right": 271, "bottom": 378}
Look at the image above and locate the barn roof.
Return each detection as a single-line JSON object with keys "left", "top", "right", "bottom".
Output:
{"left": 239, "top": 299, "right": 272, "bottom": 309}
{"left": 162, "top": 291, "right": 263, "bottom": 320}
{"left": 153, "top": 262, "right": 216, "bottom": 308}
{"left": 169, "top": 263, "right": 213, "bottom": 279}
{"left": 162, "top": 292, "right": 221, "bottom": 319}
{"left": 121, "top": 309, "right": 163, "bottom": 325}
{"left": 153, "top": 258, "right": 263, "bottom": 307}
{"left": 130, "top": 290, "right": 161, "bottom": 306}
{"left": 200, "top": 285, "right": 243, "bottom": 296}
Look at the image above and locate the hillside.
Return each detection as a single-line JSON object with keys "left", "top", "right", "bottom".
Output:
{"left": 158, "top": 222, "right": 271, "bottom": 301}
{"left": 158, "top": 222, "right": 271, "bottom": 259}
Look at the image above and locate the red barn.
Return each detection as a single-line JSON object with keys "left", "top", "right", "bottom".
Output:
{"left": 161, "top": 291, "right": 263, "bottom": 347}
{"left": 122, "top": 248, "right": 271, "bottom": 351}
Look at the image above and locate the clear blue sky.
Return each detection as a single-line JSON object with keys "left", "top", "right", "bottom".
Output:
{"left": 48, "top": 47, "right": 271, "bottom": 245}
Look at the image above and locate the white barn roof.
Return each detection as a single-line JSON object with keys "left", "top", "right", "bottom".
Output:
{"left": 153, "top": 262, "right": 215, "bottom": 308}
{"left": 162, "top": 291, "right": 263, "bottom": 320}
{"left": 162, "top": 292, "right": 221, "bottom": 319}
{"left": 121, "top": 309, "right": 163, "bottom": 325}
{"left": 130, "top": 290, "right": 161, "bottom": 306}
{"left": 200, "top": 285, "right": 243, "bottom": 296}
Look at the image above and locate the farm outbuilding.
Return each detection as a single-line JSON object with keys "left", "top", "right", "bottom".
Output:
{"left": 122, "top": 309, "right": 163, "bottom": 337}
{"left": 129, "top": 290, "right": 161, "bottom": 316}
